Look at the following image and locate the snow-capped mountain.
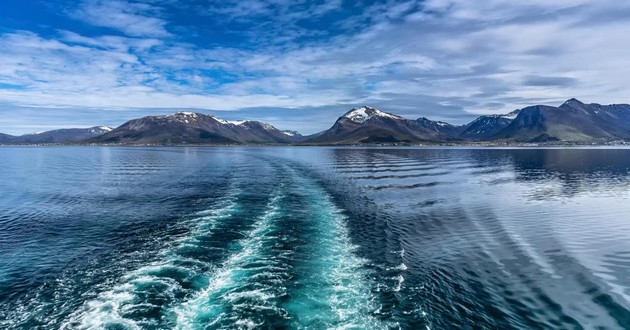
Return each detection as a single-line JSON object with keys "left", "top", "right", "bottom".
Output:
{"left": 343, "top": 106, "right": 404, "bottom": 124}
{"left": 2, "top": 126, "right": 114, "bottom": 144}
{"left": 308, "top": 106, "right": 454, "bottom": 144}
{"left": 459, "top": 110, "right": 520, "bottom": 140}
{"left": 306, "top": 100, "right": 630, "bottom": 144}
{"left": 89, "top": 112, "right": 300, "bottom": 144}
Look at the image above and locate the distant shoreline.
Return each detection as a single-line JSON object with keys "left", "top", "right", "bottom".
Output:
{"left": 2, "top": 141, "right": 630, "bottom": 148}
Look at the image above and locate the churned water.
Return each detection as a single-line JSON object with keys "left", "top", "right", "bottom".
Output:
{"left": 1, "top": 147, "right": 630, "bottom": 329}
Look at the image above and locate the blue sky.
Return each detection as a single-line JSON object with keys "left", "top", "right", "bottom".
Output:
{"left": 1, "top": 0, "right": 630, "bottom": 134}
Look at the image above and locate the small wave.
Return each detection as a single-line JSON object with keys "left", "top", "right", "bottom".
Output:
{"left": 392, "top": 263, "right": 408, "bottom": 271}
{"left": 369, "top": 181, "right": 445, "bottom": 191}
{"left": 350, "top": 171, "right": 452, "bottom": 180}
{"left": 339, "top": 165, "right": 439, "bottom": 174}
{"left": 393, "top": 275, "right": 405, "bottom": 292}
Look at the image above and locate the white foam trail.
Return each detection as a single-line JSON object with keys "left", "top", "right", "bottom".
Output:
{"left": 60, "top": 190, "right": 240, "bottom": 330}
{"left": 283, "top": 175, "right": 396, "bottom": 329}
{"left": 393, "top": 275, "right": 405, "bottom": 292}
{"left": 235, "top": 318, "right": 262, "bottom": 329}
{"left": 388, "top": 263, "right": 408, "bottom": 271}
{"left": 172, "top": 190, "right": 285, "bottom": 329}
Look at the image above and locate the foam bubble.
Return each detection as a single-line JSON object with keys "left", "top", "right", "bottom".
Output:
{"left": 393, "top": 275, "right": 405, "bottom": 292}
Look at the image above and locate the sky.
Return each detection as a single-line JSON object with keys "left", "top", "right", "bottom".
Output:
{"left": 1, "top": 0, "right": 630, "bottom": 135}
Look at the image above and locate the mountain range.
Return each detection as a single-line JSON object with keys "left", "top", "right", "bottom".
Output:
{"left": 87, "top": 112, "right": 303, "bottom": 144}
{"left": 0, "top": 126, "right": 113, "bottom": 144}
{"left": 307, "top": 99, "right": 630, "bottom": 144}
{"left": 2, "top": 99, "right": 630, "bottom": 145}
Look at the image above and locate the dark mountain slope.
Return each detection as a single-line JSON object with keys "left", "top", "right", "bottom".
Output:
{"left": 416, "top": 117, "right": 466, "bottom": 136}
{"left": 89, "top": 112, "right": 298, "bottom": 144}
{"left": 12, "top": 126, "right": 113, "bottom": 144}
{"left": 494, "top": 99, "right": 630, "bottom": 142}
{"left": 0, "top": 133, "right": 14, "bottom": 143}
{"left": 459, "top": 110, "right": 520, "bottom": 140}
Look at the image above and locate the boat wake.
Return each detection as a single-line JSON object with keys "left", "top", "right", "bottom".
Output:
{"left": 59, "top": 163, "right": 392, "bottom": 329}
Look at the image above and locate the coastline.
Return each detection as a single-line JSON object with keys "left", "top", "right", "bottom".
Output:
{"left": 2, "top": 140, "right": 630, "bottom": 148}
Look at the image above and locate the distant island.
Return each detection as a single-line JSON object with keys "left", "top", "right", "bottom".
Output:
{"left": 2, "top": 99, "right": 630, "bottom": 146}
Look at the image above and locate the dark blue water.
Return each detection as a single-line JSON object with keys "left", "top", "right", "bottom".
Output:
{"left": 1, "top": 147, "right": 630, "bottom": 329}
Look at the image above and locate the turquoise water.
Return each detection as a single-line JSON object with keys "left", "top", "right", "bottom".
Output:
{"left": 1, "top": 147, "right": 630, "bottom": 329}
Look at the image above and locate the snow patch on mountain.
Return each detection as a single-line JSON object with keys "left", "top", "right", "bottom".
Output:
{"left": 207, "top": 115, "right": 251, "bottom": 126}
{"left": 282, "top": 130, "right": 301, "bottom": 137}
{"left": 221, "top": 119, "right": 247, "bottom": 125}
{"left": 175, "top": 111, "right": 197, "bottom": 116}
{"left": 343, "top": 106, "right": 403, "bottom": 124}
{"left": 502, "top": 110, "right": 520, "bottom": 120}
{"left": 89, "top": 126, "right": 113, "bottom": 134}
{"left": 166, "top": 112, "right": 202, "bottom": 124}
{"left": 561, "top": 98, "right": 585, "bottom": 108}
{"left": 207, "top": 115, "right": 228, "bottom": 124}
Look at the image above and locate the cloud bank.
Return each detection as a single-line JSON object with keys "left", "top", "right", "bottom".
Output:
{"left": 1, "top": 0, "right": 629, "bottom": 134}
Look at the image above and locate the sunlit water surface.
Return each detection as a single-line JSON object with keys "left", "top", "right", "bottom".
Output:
{"left": 1, "top": 147, "right": 630, "bottom": 329}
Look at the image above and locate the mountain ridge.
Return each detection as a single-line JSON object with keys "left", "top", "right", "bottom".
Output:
{"left": 3, "top": 99, "right": 630, "bottom": 145}
{"left": 0, "top": 126, "right": 113, "bottom": 144}
{"left": 88, "top": 112, "right": 299, "bottom": 145}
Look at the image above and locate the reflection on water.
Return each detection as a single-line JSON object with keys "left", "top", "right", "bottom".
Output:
{"left": 1, "top": 147, "right": 630, "bottom": 329}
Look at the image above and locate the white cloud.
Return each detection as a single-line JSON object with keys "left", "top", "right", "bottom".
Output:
{"left": 3, "top": 0, "right": 630, "bottom": 134}
{"left": 73, "top": 0, "right": 171, "bottom": 37}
